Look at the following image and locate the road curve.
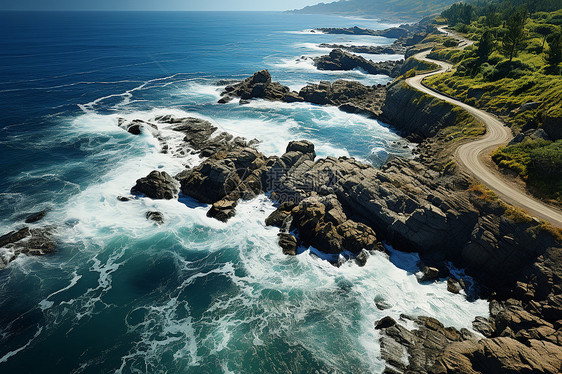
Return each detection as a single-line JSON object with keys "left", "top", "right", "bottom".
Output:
{"left": 405, "top": 49, "right": 562, "bottom": 227}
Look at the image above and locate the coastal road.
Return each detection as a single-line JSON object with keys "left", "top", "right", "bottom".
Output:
{"left": 405, "top": 40, "right": 562, "bottom": 227}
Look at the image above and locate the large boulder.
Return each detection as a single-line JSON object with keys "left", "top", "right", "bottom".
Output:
{"left": 131, "top": 171, "right": 179, "bottom": 200}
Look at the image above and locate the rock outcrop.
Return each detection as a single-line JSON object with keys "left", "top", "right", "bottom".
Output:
{"left": 0, "top": 227, "right": 56, "bottom": 269}
{"left": 316, "top": 25, "right": 418, "bottom": 39}
{"left": 217, "top": 71, "right": 388, "bottom": 119}
{"left": 381, "top": 81, "right": 463, "bottom": 140}
{"left": 131, "top": 170, "right": 179, "bottom": 200}
{"left": 297, "top": 80, "right": 386, "bottom": 118}
{"left": 313, "top": 49, "right": 403, "bottom": 77}
{"left": 219, "top": 70, "right": 291, "bottom": 104}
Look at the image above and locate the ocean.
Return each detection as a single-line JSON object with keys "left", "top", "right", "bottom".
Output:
{"left": 0, "top": 11, "right": 488, "bottom": 373}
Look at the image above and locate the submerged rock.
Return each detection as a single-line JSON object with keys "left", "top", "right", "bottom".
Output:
{"left": 117, "top": 118, "right": 158, "bottom": 135}
{"left": 131, "top": 170, "right": 179, "bottom": 200}
{"left": 25, "top": 210, "right": 47, "bottom": 224}
{"left": 0, "top": 226, "right": 57, "bottom": 269}
{"left": 146, "top": 211, "right": 164, "bottom": 225}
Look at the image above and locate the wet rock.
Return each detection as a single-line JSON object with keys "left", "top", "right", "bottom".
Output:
{"left": 319, "top": 43, "right": 406, "bottom": 55}
{"left": 0, "top": 227, "right": 31, "bottom": 248}
{"left": 376, "top": 316, "right": 397, "bottom": 329}
{"left": 25, "top": 210, "right": 47, "bottom": 223}
{"left": 298, "top": 79, "right": 386, "bottom": 118}
{"left": 131, "top": 170, "right": 179, "bottom": 200}
{"left": 375, "top": 296, "right": 392, "bottom": 310}
{"left": 355, "top": 250, "right": 369, "bottom": 267}
{"left": 472, "top": 316, "right": 495, "bottom": 338}
{"left": 418, "top": 266, "right": 440, "bottom": 282}
{"left": 447, "top": 277, "right": 462, "bottom": 294}
{"left": 218, "top": 70, "right": 291, "bottom": 104}
{"left": 15, "top": 228, "right": 56, "bottom": 256}
{"left": 337, "top": 220, "right": 381, "bottom": 253}
{"left": 146, "top": 211, "right": 164, "bottom": 224}
{"left": 206, "top": 199, "right": 237, "bottom": 222}
{"left": 118, "top": 119, "right": 158, "bottom": 135}
{"left": 180, "top": 158, "right": 238, "bottom": 203}
{"left": 315, "top": 25, "right": 418, "bottom": 39}
{"left": 278, "top": 233, "right": 297, "bottom": 255}
{"left": 265, "top": 204, "right": 294, "bottom": 229}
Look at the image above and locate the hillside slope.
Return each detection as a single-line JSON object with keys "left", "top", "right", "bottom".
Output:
{"left": 289, "top": 0, "right": 457, "bottom": 22}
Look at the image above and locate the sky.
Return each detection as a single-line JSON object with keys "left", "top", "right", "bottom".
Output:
{"left": 0, "top": 0, "right": 324, "bottom": 11}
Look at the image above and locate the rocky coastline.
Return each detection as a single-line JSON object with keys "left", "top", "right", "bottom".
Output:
{"left": 1, "top": 19, "right": 560, "bottom": 374}
{"left": 111, "top": 95, "right": 561, "bottom": 372}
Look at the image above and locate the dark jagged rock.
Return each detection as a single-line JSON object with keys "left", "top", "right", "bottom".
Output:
{"left": 298, "top": 80, "right": 386, "bottom": 118}
{"left": 117, "top": 118, "right": 158, "bottom": 135}
{"left": 278, "top": 233, "right": 298, "bottom": 255}
{"left": 1, "top": 227, "right": 57, "bottom": 269}
{"left": 313, "top": 49, "right": 403, "bottom": 77}
{"left": 447, "top": 277, "right": 462, "bottom": 294}
{"left": 0, "top": 227, "right": 31, "bottom": 248}
{"left": 376, "top": 316, "right": 397, "bottom": 329}
{"left": 117, "top": 196, "right": 130, "bottom": 202}
{"left": 146, "top": 211, "right": 164, "bottom": 225}
{"left": 379, "top": 316, "right": 478, "bottom": 373}
{"left": 218, "top": 72, "right": 388, "bottom": 120}
{"left": 355, "top": 249, "right": 369, "bottom": 266}
{"left": 25, "top": 210, "right": 47, "bottom": 223}
{"left": 418, "top": 266, "right": 440, "bottom": 282}
{"left": 274, "top": 194, "right": 382, "bottom": 256}
{"left": 265, "top": 203, "right": 294, "bottom": 229}
{"left": 131, "top": 170, "right": 179, "bottom": 200}
{"left": 218, "top": 70, "right": 291, "bottom": 104}
{"left": 206, "top": 199, "right": 237, "bottom": 222}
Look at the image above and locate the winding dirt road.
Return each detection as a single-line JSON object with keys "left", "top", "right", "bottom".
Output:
{"left": 405, "top": 33, "right": 562, "bottom": 227}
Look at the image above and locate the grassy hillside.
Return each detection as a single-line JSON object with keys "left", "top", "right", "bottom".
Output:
{"left": 289, "top": 0, "right": 457, "bottom": 22}
{"left": 423, "top": 3, "right": 562, "bottom": 202}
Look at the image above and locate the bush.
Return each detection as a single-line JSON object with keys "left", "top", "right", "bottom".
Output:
{"left": 444, "top": 38, "right": 459, "bottom": 47}
{"left": 404, "top": 69, "right": 416, "bottom": 78}
{"left": 528, "top": 140, "right": 562, "bottom": 178}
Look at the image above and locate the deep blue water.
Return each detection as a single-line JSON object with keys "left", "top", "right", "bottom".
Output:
{"left": 0, "top": 11, "right": 488, "bottom": 373}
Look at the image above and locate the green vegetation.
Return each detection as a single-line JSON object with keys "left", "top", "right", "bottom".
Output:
{"left": 423, "top": 2, "right": 562, "bottom": 201}
{"left": 492, "top": 139, "right": 562, "bottom": 201}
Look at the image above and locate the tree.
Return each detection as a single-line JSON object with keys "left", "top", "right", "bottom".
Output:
{"left": 442, "top": 3, "right": 474, "bottom": 26}
{"left": 478, "top": 30, "right": 495, "bottom": 59}
{"left": 501, "top": 8, "right": 528, "bottom": 62}
{"left": 533, "top": 24, "right": 558, "bottom": 53}
{"left": 484, "top": 6, "right": 501, "bottom": 28}
{"left": 545, "top": 32, "right": 562, "bottom": 73}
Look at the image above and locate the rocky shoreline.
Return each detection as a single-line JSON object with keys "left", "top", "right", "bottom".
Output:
{"left": 1, "top": 19, "right": 560, "bottom": 374}
{"left": 110, "top": 93, "right": 561, "bottom": 371}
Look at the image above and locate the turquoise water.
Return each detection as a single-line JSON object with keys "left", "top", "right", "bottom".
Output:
{"left": 0, "top": 11, "right": 488, "bottom": 373}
